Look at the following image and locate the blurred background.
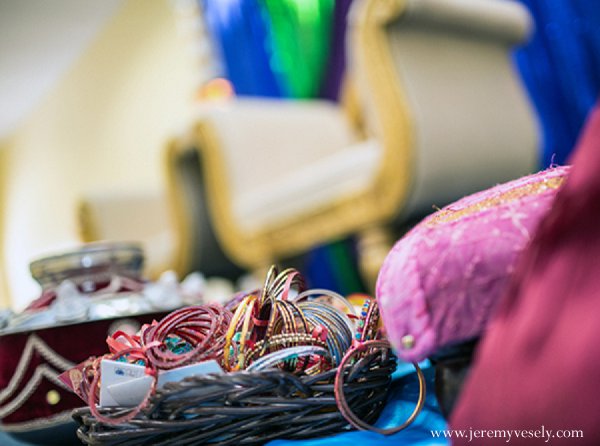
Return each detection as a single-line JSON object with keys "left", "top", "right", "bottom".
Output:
{"left": 0, "top": 0, "right": 213, "bottom": 310}
{"left": 0, "top": 0, "right": 599, "bottom": 311}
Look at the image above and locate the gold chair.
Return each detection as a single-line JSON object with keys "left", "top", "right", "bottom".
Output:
{"left": 77, "top": 185, "right": 243, "bottom": 281}
{"left": 166, "top": 0, "right": 540, "bottom": 285}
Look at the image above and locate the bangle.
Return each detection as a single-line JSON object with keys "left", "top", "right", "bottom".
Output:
{"left": 142, "top": 304, "right": 232, "bottom": 370}
{"left": 293, "top": 288, "right": 357, "bottom": 319}
{"left": 298, "top": 301, "right": 353, "bottom": 366}
{"left": 334, "top": 340, "right": 425, "bottom": 434}
{"left": 260, "top": 265, "right": 279, "bottom": 305}
{"left": 234, "top": 297, "right": 259, "bottom": 370}
{"left": 223, "top": 294, "right": 257, "bottom": 370}
{"left": 261, "top": 267, "right": 306, "bottom": 304}
{"left": 243, "top": 333, "right": 327, "bottom": 369}
{"left": 274, "top": 300, "right": 309, "bottom": 335}
{"left": 258, "top": 296, "right": 304, "bottom": 356}
{"left": 246, "top": 345, "right": 330, "bottom": 372}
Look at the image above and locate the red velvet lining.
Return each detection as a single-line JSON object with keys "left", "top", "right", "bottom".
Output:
{"left": 0, "top": 312, "right": 168, "bottom": 425}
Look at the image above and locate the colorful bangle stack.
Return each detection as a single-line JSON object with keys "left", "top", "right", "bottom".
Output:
{"left": 68, "top": 265, "right": 424, "bottom": 434}
{"left": 243, "top": 333, "right": 328, "bottom": 372}
{"left": 297, "top": 301, "right": 353, "bottom": 366}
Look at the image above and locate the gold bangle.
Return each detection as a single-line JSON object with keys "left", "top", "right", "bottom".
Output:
{"left": 234, "top": 297, "right": 258, "bottom": 370}
{"left": 223, "top": 294, "right": 256, "bottom": 369}
{"left": 244, "top": 333, "right": 327, "bottom": 368}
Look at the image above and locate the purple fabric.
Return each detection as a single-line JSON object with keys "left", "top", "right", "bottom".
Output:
{"left": 318, "top": 0, "right": 353, "bottom": 101}
{"left": 376, "top": 166, "right": 569, "bottom": 362}
{"left": 450, "top": 105, "right": 600, "bottom": 444}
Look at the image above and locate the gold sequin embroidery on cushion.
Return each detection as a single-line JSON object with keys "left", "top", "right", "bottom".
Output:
{"left": 426, "top": 176, "right": 566, "bottom": 228}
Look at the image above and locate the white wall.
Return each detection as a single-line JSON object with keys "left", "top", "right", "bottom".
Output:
{"left": 2, "top": 0, "right": 205, "bottom": 310}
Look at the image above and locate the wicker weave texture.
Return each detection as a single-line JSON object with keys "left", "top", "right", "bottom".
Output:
{"left": 73, "top": 349, "right": 395, "bottom": 445}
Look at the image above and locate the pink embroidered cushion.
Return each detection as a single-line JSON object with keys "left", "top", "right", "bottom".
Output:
{"left": 376, "top": 166, "right": 569, "bottom": 362}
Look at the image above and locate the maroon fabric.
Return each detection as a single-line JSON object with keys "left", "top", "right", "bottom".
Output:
{"left": 0, "top": 312, "right": 167, "bottom": 426}
{"left": 450, "top": 105, "right": 600, "bottom": 444}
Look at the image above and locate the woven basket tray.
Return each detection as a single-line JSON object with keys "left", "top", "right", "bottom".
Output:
{"left": 73, "top": 348, "right": 396, "bottom": 445}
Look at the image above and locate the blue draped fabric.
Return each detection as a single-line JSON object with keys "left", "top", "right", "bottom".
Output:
{"left": 515, "top": 0, "right": 600, "bottom": 166}
{"left": 200, "top": 0, "right": 283, "bottom": 97}
{"left": 267, "top": 364, "right": 449, "bottom": 446}
{"left": 303, "top": 239, "right": 364, "bottom": 296}
{"left": 200, "top": 0, "right": 342, "bottom": 99}
{"left": 0, "top": 432, "right": 29, "bottom": 446}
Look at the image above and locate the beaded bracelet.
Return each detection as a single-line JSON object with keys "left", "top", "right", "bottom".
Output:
{"left": 356, "top": 298, "right": 380, "bottom": 343}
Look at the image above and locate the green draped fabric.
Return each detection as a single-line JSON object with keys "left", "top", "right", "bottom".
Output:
{"left": 261, "top": 0, "right": 335, "bottom": 98}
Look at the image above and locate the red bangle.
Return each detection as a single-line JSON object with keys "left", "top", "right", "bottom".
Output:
{"left": 334, "top": 340, "right": 426, "bottom": 434}
{"left": 141, "top": 304, "right": 232, "bottom": 369}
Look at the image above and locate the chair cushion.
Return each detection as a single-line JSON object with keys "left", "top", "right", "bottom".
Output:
{"left": 233, "top": 139, "right": 382, "bottom": 232}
